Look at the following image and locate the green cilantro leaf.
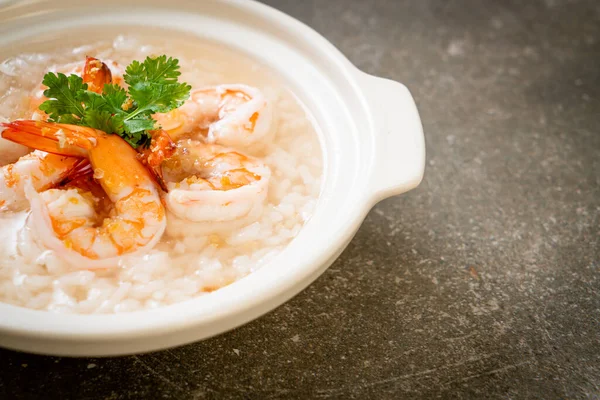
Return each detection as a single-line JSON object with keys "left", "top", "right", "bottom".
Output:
{"left": 124, "top": 55, "right": 183, "bottom": 86}
{"left": 127, "top": 82, "right": 192, "bottom": 115}
{"left": 38, "top": 55, "right": 191, "bottom": 148}
{"left": 124, "top": 56, "right": 191, "bottom": 118}
{"left": 123, "top": 116, "right": 156, "bottom": 134}
{"left": 38, "top": 73, "right": 88, "bottom": 122}
{"left": 81, "top": 109, "right": 124, "bottom": 135}
{"left": 100, "top": 84, "right": 128, "bottom": 113}
{"left": 80, "top": 91, "right": 109, "bottom": 112}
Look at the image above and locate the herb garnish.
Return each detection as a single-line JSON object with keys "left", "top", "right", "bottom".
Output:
{"left": 39, "top": 55, "right": 191, "bottom": 148}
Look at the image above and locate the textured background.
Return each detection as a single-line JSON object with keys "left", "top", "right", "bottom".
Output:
{"left": 1, "top": 0, "right": 599, "bottom": 398}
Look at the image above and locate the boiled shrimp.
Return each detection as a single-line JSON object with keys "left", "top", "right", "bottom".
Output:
{"left": 136, "top": 129, "right": 177, "bottom": 192}
{"left": 154, "top": 84, "right": 272, "bottom": 147}
{"left": 0, "top": 57, "right": 116, "bottom": 211}
{"left": 0, "top": 151, "right": 87, "bottom": 211}
{"left": 162, "top": 140, "right": 270, "bottom": 226}
{"left": 1, "top": 120, "right": 166, "bottom": 269}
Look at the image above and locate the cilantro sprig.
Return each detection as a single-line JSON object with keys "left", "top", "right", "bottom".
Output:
{"left": 39, "top": 55, "right": 191, "bottom": 148}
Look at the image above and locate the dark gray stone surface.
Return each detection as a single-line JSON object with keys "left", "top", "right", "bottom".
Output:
{"left": 1, "top": 0, "right": 599, "bottom": 398}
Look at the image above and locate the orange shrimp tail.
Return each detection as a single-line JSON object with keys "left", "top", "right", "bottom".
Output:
{"left": 1, "top": 120, "right": 96, "bottom": 157}
{"left": 140, "top": 130, "right": 177, "bottom": 167}
{"left": 137, "top": 129, "right": 176, "bottom": 192}
{"left": 83, "top": 56, "right": 112, "bottom": 94}
{"left": 58, "top": 158, "right": 93, "bottom": 186}
{"left": 145, "top": 165, "right": 169, "bottom": 193}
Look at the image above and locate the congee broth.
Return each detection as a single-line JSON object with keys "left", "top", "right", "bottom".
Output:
{"left": 0, "top": 30, "right": 322, "bottom": 313}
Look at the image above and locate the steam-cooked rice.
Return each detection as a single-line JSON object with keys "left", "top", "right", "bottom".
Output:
{"left": 0, "top": 34, "right": 322, "bottom": 313}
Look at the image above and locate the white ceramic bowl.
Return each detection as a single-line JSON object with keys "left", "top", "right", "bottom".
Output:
{"left": 0, "top": 0, "right": 425, "bottom": 356}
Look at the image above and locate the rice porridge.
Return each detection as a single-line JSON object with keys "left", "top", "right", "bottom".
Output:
{"left": 0, "top": 31, "right": 323, "bottom": 313}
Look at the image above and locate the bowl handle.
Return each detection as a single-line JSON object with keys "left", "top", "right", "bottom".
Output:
{"left": 358, "top": 72, "right": 426, "bottom": 202}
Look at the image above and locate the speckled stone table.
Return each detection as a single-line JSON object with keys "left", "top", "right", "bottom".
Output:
{"left": 1, "top": 0, "right": 599, "bottom": 398}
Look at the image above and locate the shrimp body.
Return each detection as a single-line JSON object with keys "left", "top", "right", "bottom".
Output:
{"left": 0, "top": 57, "right": 116, "bottom": 212}
{"left": 1, "top": 121, "right": 166, "bottom": 269}
{"left": 155, "top": 84, "right": 272, "bottom": 147}
{"left": 163, "top": 141, "right": 271, "bottom": 223}
{"left": 0, "top": 151, "right": 84, "bottom": 211}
